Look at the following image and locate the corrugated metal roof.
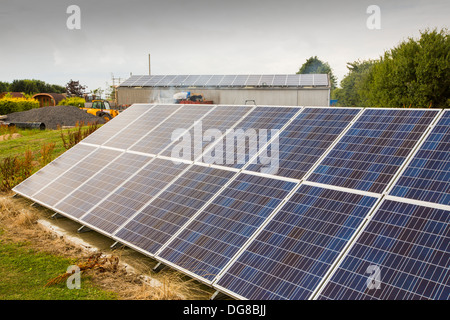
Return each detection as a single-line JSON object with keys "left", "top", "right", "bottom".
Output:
{"left": 119, "top": 74, "right": 330, "bottom": 88}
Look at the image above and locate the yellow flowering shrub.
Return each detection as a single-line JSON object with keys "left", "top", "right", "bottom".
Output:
{"left": 0, "top": 94, "right": 40, "bottom": 115}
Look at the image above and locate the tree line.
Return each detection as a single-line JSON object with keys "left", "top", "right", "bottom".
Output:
{"left": 298, "top": 28, "right": 449, "bottom": 108}
{"left": 0, "top": 79, "right": 66, "bottom": 95}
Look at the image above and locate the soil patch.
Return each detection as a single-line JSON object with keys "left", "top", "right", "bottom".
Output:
{"left": 5, "top": 106, "right": 106, "bottom": 130}
{"left": 0, "top": 133, "right": 22, "bottom": 141}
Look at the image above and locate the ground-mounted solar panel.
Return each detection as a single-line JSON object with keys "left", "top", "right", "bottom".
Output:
{"left": 102, "top": 104, "right": 182, "bottom": 150}
{"left": 81, "top": 104, "right": 155, "bottom": 146}
{"left": 389, "top": 110, "right": 450, "bottom": 206}
{"left": 30, "top": 147, "right": 123, "bottom": 209}
{"left": 129, "top": 104, "right": 215, "bottom": 155}
{"left": 215, "top": 184, "right": 378, "bottom": 300}
{"left": 160, "top": 105, "right": 253, "bottom": 159}
{"left": 317, "top": 199, "right": 449, "bottom": 300}
{"left": 220, "top": 106, "right": 301, "bottom": 169}
{"left": 79, "top": 158, "right": 190, "bottom": 234}
{"left": 53, "top": 152, "right": 152, "bottom": 219}
{"left": 12, "top": 143, "right": 97, "bottom": 198}
{"left": 114, "top": 165, "right": 237, "bottom": 256}
{"left": 156, "top": 173, "right": 296, "bottom": 283}
{"left": 307, "top": 109, "right": 439, "bottom": 194}
{"left": 244, "top": 107, "right": 360, "bottom": 179}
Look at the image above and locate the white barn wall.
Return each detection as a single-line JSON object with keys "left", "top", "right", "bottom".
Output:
{"left": 117, "top": 87, "right": 330, "bottom": 106}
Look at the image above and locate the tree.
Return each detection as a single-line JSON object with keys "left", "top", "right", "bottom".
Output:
{"left": 66, "top": 80, "right": 87, "bottom": 97}
{"left": 297, "top": 56, "right": 338, "bottom": 89}
{"left": 361, "top": 28, "right": 449, "bottom": 108}
{"left": 6, "top": 79, "right": 65, "bottom": 94}
{"left": 333, "top": 59, "right": 377, "bottom": 107}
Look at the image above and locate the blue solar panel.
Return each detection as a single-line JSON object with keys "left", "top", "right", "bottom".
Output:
{"left": 81, "top": 105, "right": 152, "bottom": 146}
{"left": 79, "top": 158, "right": 190, "bottom": 234}
{"left": 160, "top": 105, "right": 252, "bottom": 159}
{"left": 114, "top": 165, "right": 236, "bottom": 255}
{"left": 129, "top": 105, "right": 214, "bottom": 155}
{"left": 103, "top": 104, "right": 181, "bottom": 150}
{"left": 390, "top": 110, "right": 450, "bottom": 206}
{"left": 221, "top": 106, "right": 300, "bottom": 169}
{"left": 308, "top": 109, "right": 439, "bottom": 194}
{"left": 318, "top": 199, "right": 449, "bottom": 300}
{"left": 54, "top": 153, "right": 151, "bottom": 219}
{"left": 157, "top": 173, "right": 296, "bottom": 282}
{"left": 245, "top": 108, "right": 360, "bottom": 179}
{"left": 215, "top": 184, "right": 378, "bottom": 300}
{"left": 13, "top": 144, "right": 96, "bottom": 198}
{"left": 31, "top": 148, "right": 123, "bottom": 208}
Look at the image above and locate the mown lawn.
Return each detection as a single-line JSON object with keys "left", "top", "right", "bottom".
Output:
{"left": 0, "top": 238, "right": 117, "bottom": 300}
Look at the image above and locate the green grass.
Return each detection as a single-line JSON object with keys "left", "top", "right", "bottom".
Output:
{"left": 0, "top": 240, "right": 117, "bottom": 300}
{"left": 0, "top": 127, "right": 72, "bottom": 162}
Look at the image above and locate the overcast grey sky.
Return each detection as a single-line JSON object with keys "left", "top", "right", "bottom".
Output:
{"left": 0, "top": 0, "right": 448, "bottom": 93}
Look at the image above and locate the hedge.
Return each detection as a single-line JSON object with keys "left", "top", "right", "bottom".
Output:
{"left": 0, "top": 96, "right": 40, "bottom": 115}
{"left": 57, "top": 97, "right": 85, "bottom": 108}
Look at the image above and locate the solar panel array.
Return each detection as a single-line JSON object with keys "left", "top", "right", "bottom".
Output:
{"left": 119, "top": 74, "right": 330, "bottom": 88}
{"left": 13, "top": 104, "right": 449, "bottom": 300}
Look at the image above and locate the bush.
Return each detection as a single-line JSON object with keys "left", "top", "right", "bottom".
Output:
{"left": 0, "top": 94, "right": 40, "bottom": 115}
{"left": 57, "top": 97, "right": 85, "bottom": 108}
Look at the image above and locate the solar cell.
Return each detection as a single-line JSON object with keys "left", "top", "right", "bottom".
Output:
{"left": 162, "top": 105, "right": 252, "bottom": 160}
{"left": 307, "top": 109, "right": 439, "bottom": 194}
{"left": 13, "top": 144, "right": 97, "bottom": 197}
{"left": 245, "top": 75, "right": 262, "bottom": 86}
{"left": 167, "top": 75, "right": 189, "bottom": 87}
{"left": 31, "top": 148, "right": 123, "bottom": 207}
{"left": 204, "top": 75, "right": 225, "bottom": 87}
{"left": 129, "top": 104, "right": 214, "bottom": 155}
{"left": 157, "top": 173, "right": 296, "bottom": 283}
{"left": 79, "top": 158, "right": 189, "bottom": 234}
{"left": 389, "top": 110, "right": 450, "bottom": 206}
{"left": 259, "top": 75, "right": 274, "bottom": 87}
{"left": 272, "top": 75, "right": 287, "bottom": 86}
{"left": 54, "top": 153, "right": 151, "bottom": 219}
{"left": 103, "top": 104, "right": 181, "bottom": 150}
{"left": 219, "top": 75, "right": 237, "bottom": 86}
{"left": 215, "top": 184, "right": 378, "bottom": 300}
{"left": 318, "top": 199, "right": 450, "bottom": 300}
{"left": 231, "top": 75, "right": 249, "bottom": 87}
{"left": 114, "top": 165, "right": 237, "bottom": 255}
{"left": 81, "top": 104, "right": 154, "bottom": 146}
{"left": 221, "top": 106, "right": 300, "bottom": 169}
{"left": 245, "top": 107, "right": 360, "bottom": 179}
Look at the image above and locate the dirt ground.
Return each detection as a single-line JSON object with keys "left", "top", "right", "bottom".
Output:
{"left": 0, "top": 192, "right": 214, "bottom": 300}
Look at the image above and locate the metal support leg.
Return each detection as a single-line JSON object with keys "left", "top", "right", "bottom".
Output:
{"left": 77, "top": 225, "right": 92, "bottom": 233}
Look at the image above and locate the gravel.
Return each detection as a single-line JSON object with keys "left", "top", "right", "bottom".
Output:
{"left": 3, "top": 105, "right": 106, "bottom": 130}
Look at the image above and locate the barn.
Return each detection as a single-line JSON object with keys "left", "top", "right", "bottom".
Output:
{"left": 117, "top": 74, "right": 331, "bottom": 106}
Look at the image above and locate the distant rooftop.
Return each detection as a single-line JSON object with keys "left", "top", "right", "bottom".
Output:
{"left": 119, "top": 74, "right": 330, "bottom": 88}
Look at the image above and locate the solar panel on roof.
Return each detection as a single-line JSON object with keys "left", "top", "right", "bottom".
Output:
{"left": 389, "top": 110, "right": 450, "bottom": 206}
{"left": 215, "top": 184, "right": 378, "bottom": 300}
{"left": 79, "top": 158, "right": 190, "bottom": 234}
{"left": 244, "top": 107, "right": 360, "bottom": 179}
{"left": 317, "top": 199, "right": 450, "bottom": 300}
{"left": 157, "top": 173, "right": 296, "bottom": 283}
{"left": 307, "top": 109, "right": 439, "bottom": 194}
{"left": 114, "top": 165, "right": 237, "bottom": 255}
{"left": 272, "top": 75, "right": 287, "bottom": 86}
